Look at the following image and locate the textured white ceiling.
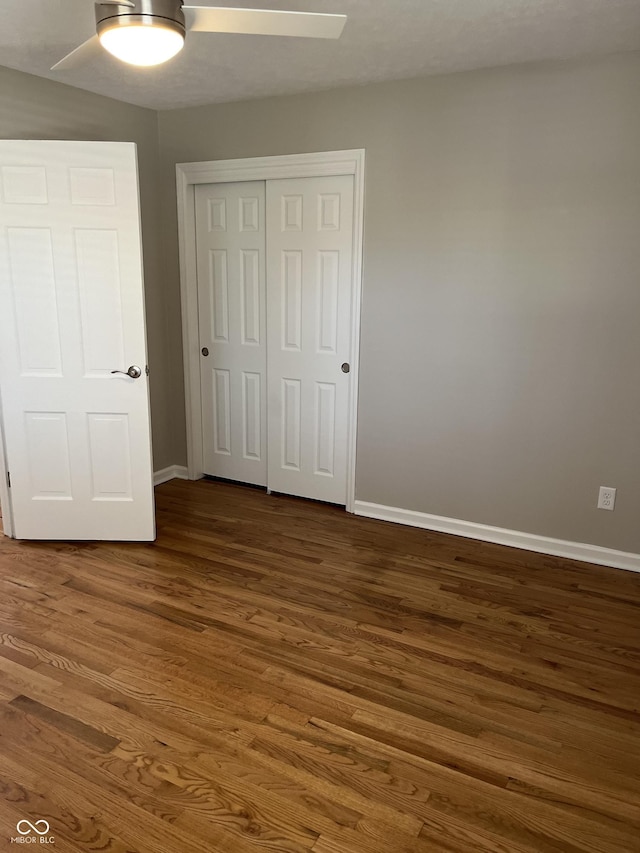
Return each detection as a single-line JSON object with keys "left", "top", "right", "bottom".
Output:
{"left": 2, "top": 0, "right": 640, "bottom": 110}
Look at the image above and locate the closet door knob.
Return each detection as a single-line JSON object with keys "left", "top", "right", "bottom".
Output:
{"left": 201, "top": 347, "right": 209, "bottom": 357}
{"left": 341, "top": 362, "right": 350, "bottom": 374}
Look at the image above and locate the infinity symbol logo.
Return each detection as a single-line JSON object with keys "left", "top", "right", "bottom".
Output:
{"left": 16, "top": 820, "right": 50, "bottom": 836}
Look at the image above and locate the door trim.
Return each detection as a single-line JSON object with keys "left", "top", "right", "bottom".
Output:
{"left": 0, "top": 388, "right": 14, "bottom": 537}
{"left": 176, "top": 149, "right": 365, "bottom": 512}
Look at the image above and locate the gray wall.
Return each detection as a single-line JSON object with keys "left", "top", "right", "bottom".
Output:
{"left": 0, "top": 65, "right": 174, "bottom": 470}
{"left": 157, "top": 52, "right": 640, "bottom": 553}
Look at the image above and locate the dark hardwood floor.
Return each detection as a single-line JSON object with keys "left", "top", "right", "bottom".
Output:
{"left": 0, "top": 478, "right": 639, "bottom": 852}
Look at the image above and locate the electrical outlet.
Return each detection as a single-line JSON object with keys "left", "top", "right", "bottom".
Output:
{"left": 597, "top": 486, "right": 616, "bottom": 511}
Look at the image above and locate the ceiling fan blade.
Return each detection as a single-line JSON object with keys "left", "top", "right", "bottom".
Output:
{"left": 96, "top": 1, "right": 136, "bottom": 6}
{"left": 183, "top": 6, "right": 347, "bottom": 39}
{"left": 51, "top": 34, "right": 103, "bottom": 71}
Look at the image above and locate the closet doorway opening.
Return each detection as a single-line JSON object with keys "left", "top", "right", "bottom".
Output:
{"left": 177, "top": 150, "right": 365, "bottom": 510}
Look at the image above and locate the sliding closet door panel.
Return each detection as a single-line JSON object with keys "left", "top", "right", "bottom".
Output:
{"left": 266, "top": 175, "right": 354, "bottom": 504}
{"left": 195, "top": 181, "right": 267, "bottom": 485}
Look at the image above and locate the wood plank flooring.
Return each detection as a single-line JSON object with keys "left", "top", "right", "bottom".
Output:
{"left": 0, "top": 478, "right": 639, "bottom": 852}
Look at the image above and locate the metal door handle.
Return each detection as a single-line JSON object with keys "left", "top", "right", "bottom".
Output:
{"left": 111, "top": 365, "right": 142, "bottom": 379}
{"left": 341, "top": 362, "right": 350, "bottom": 374}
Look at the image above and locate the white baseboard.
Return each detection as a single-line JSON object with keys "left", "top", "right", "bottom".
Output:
{"left": 154, "top": 465, "right": 189, "bottom": 486}
{"left": 353, "top": 500, "right": 640, "bottom": 574}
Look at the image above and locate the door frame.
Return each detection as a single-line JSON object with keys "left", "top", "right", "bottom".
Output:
{"left": 176, "top": 149, "right": 365, "bottom": 512}
{"left": 0, "top": 387, "right": 14, "bottom": 537}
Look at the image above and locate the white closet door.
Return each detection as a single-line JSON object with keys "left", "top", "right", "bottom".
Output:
{"left": 0, "top": 141, "right": 155, "bottom": 541}
{"left": 195, "top": 181, "right": 267, "bottom": 485}
{"left": 266, "top": 175, "right": 354, "bottom": 504}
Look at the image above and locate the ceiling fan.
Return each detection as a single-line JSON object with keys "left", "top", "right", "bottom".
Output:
{"left": 52, "top": 1, "right": 347, "bottom": 70}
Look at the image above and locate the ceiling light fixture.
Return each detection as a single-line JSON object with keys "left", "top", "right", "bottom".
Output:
{"left": 99, "top": 22, "right": 184, "bottom": 66}
{"left": 97, "top": 3, "right": 185, "bottom": 67}
{"left": 52, "top": 1, "right": 346, "bottom": 73}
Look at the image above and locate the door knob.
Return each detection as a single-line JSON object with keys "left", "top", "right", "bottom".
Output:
{"left": 341, "top": 362, "right": 350, "bottom": 374}
{"left": 111, "top": 365, "right": 142, "bottom": 379}
{"left": 201, "top": 347, "right": 210, "bottom": 357}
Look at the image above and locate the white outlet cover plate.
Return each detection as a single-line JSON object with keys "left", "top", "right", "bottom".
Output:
{"left": 597, "top": 486, "right": 616, "bottom": 511}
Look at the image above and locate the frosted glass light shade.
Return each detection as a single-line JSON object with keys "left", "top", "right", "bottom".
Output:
{"left": 99, "top": 22, "right": 184, "bottom": 66}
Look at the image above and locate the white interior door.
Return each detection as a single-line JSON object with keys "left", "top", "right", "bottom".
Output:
{"left": 0, "top": 140, "right": 155, "bottom": 541}
{"left": 195, "top": 181, "right": 267, "bottom": 485}
{"left": 266, "top": 175, "right": 354, "bottom": 504}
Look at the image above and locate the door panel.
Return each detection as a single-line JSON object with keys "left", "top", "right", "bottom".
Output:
{"left": 75, "top": 228, "right": 126, "bottom": 373}
{"left": 195, "top": 181, "right": 267, "bottom": 485}
{"left": 266, "top": 175, "right": 354, "bottom": 504}
{"left": 0, "top": 141, "right": 154, "bottom": 540}
{"left": 7, "top": 226, "right": 63, "bottom": 374}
